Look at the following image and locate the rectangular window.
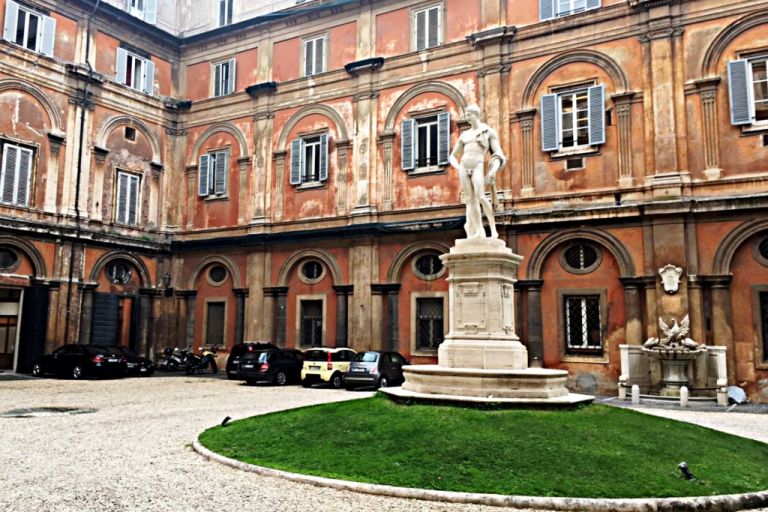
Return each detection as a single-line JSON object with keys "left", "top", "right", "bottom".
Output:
{"left": 3, "top": 1, "right": 55, "bottom": 56}
{"left": 300, "top": 300, "right": 323, "bottom": 347}
{"left": 198, "top": 150, "right": 228, "bottom": 197}
{"left": 206, "top": 301, "right": 225, "bottom": 346}
{"left": 557, "top": 0, "right": 587, "bottom": 16}
{"left": 115, "top": 171, "right": 140, "bottom": 225}
{"left": 218, "top": 0, "right": 233, "bottom": 27}
{"left": 0, "top": 142, "right": 33, "bottom": 207}
{"left": 116, "top": 48, "right": 155, "bottom": 95}
{"left": 129, "top": 0, "right": 144, "bottom": 17}
{"left": 559, "top": 90, "right": 590, "bottom": 148}
{"left": 416, "top": 298, "right": 443, "bottom": 350}
{"left": 304, "top": 36, "right": 325, "bottom": 76}
{"left": 564, "top": 295, "right": 602, "bottom": 355}
{"left": 302, "top": 136, "right": 321, "bottom": 182}
{"left": 761, "top": 292, "right": 768, "bottom": 362}
{"left": 213, "top": 59, "right": 236, "bottom": 97}
{"left": 415, "top": 116, "right": 439, "bottom": 168}
{"left": 289, "top": 134, "right": 328, "bottom": 186}
{"left": 414, "top": 5, "right": 441, "bottom": 51}
{"left": 751, "top": 59, "right": 768, "bottom": 123}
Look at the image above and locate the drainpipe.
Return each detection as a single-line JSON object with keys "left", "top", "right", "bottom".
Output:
{"left": 63, "top": 0, "right": 101, "bottom": 344}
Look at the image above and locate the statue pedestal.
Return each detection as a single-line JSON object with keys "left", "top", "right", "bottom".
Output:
{"left": 389, "top": 237, "right": 593, "bottom": 407}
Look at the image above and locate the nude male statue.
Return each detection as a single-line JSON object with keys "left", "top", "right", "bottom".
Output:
{"left": 449, "top": 105, "right": 507, "bottom": 239}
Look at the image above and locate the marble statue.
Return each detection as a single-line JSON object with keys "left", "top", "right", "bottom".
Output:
{"left": 449, "top": 105, "right": 507, "bottom": 240}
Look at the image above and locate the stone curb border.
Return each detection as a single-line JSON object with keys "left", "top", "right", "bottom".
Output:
{"left": 193, "top": 439, "right": 768, "bottom": 511}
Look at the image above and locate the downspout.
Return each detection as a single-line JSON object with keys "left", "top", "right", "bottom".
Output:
{"left": 63, "top": 0, "right": 101, "bottom": 344}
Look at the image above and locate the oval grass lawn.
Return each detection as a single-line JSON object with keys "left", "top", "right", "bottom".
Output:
{"left": 198, "top": 395, "right": 768, "bottom": 498}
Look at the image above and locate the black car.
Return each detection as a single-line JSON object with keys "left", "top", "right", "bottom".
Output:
{"left": 239, "top": 348, "right": 303, "bottom": 386}
{"left": 225, "top": 341, "right": 278, "bottom": 380}
{"left": 343, "top": 351, "right": 410, "bottom": 390}
{"left": 31, "top": 344, "right": 127, "bottom": 379}
{"left": 101, "top": 345, "right": 155, "bottom": 377}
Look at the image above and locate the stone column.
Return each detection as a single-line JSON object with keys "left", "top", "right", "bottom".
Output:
{"left": 252, "top": 112, "right": 274, "bottom": 223}
{"left": 335, "top": 140, "right": 351, "bottom": 215}
{"left": 619, "top": 278, "right": 644, "bottom": 345}
{"left": 264, "top": 287, "right": 288, "bottom": 347}
{"left": 372, "top": 284, "right": 400, "bottom": 352}
{"left": 77, "top": 283, "right": 97, "bottom": 344}
{"left": 351, "top": 91, "right": 374, "bottom": 216}
{"left": 693, "top": 77, "right": 722, "bottom": 180}
{"left": 237, "top": 156, "right": 251, "bottom": 224}
{"left": 516, "top": 109, "right": 536, "bottom": 197}
{"left": 45, "top": 133, "right": 65, "bottom": 214}
{"left": 611, "top": 93, "right": 635, "bottom": 188}
{"left": 333, "top": 285, "right": 353, "bottom": 347}
{"left": 707, "top": 275, "right": 734, "bottom": 383}
{"left": 273, "top": 150, "right": 287, "bottom": 220}
{"left": 233, "top": 288, "right": 249, "bottom": 344}
{"left": 518, "top": 279, "right": 544, "bottom": 367}
{"left": 184, "top": 165, "right": 197, "bottom": 230}
{"left": 687, "top": 275, "right": 706, "bottom": 345}
{"left": 378, "top": 131, "right": 395, "bottom": 211}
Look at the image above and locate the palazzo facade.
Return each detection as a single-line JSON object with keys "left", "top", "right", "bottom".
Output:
{"left": 1, "top": 0, "right": 768, "bottom": 401}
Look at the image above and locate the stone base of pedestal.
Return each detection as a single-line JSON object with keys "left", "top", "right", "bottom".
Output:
{"left": 392, "top": 365, "right": 592, "bottom": 406}
{"left": 438, "top": 340, "right": 528, "bottom": 370}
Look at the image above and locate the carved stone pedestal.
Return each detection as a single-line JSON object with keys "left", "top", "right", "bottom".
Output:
{"left": 387, "top": 237, "right": 593, "bottom": 407}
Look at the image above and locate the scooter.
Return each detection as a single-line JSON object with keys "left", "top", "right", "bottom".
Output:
{"left": 158, "top": 347, "right": 191, "bottom": 372}
{"left": 185, "top": 348, "right": 218, "bottom": 375}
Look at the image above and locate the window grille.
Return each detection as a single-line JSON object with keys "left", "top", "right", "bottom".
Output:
{"left": 301, "top": 261, "right": 323, "bottom": 280}
{"left": 416, "top": 298, "right": 443, "bottom": 350}
{"left": 300, "top": 300, "right": 323, "bottom": 347}
{"left": 563, "top": 243, "right": 598, "bottom": 271}
{"left": 415, "top": 254, "right": 443, "bottom": 277}
{"left": 564, "top": 295, "right": 602, "bottom": 354}
{"left": 206, "top": 302, "right": 225, "bottom": 346}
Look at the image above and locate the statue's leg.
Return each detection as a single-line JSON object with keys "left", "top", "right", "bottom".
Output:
{"left": 461, "top": 165, "right": 483, "bottom": 238}
{"left": 471, "top": 167, "right": 497, "bottom": 238}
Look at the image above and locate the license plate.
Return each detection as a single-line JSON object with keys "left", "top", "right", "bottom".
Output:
{"left": 108, "top": 358, "right": 119, "bottom": 363}
{"left": 352, "top": 368, "right": 366, "bottom": 372}
{"left": 243, "top": 364, "right": 254, "bottom": 369}
{"left": 310, "top": 365, "right": 320, "bottom": 370}
{"left": 127, "top": 363, "right": 136, "bottom": 368}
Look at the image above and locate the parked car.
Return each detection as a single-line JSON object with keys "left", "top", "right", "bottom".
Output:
{"left": 239, "top": 348, "right": 304, "bottom": 386}
{"left": 343, "top": 351, "right": 410, "bottom": 390}
{"left": 31, "top": 344, "right": 127, "bottom": 380}
{"left": 100, "top": 345, "right": 155, "bottom": 377}
{"left": 301, "top": 347, "right": 357, "bottom": 388}
{"left": 225, "top": 342, "right": 278, "bottom": 380}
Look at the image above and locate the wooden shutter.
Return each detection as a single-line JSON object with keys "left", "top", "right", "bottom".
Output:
{"left": 1, "top": 145, "right": 18, "bottom": 204}
{"left": 290, "top": 139, "right": 303, "bottom": 185}
{"left": 227, "top": 59, "right": 236, "bottom": 94}
{"left": 40, "top": 15, "right": 56, "bottom": 57}
{"left": 319, "top": 134, "right": 328, "bottom": 182}
{"left": 3, "top": 0, "right": 19, "bottom": 43}
{"left": 16, "top": 147, "right": 32, "bottom": 206}
{"left": 540, "top": 94, "right": 559, "bottom": 151}
{"left": 213, "top": 152, "right": 227, "bottom": 194}
{"left": 437, "top": 112, "right": 451, "bottom": 165}
{"left": 586, "top": 0, "right": 600, "bottom": 9}
{"left": 401, "top": 119, "right": 415, "bottom": 170}
{"left": 315, "top": 38, "right": 324, "bottom": 74}
{"left": 428, "top": 7, "right": 439, "bottom": 48}
{"left": 213, "top": 63, "right": 221, "bottom": 97}
{"left": 415, "top": 9, "right": 426, "bottom": 50}
{"left": 127, "top": 174, "right": 139, "bottom": 224}
{"left": 304, "top": 40, "right": 314, "bottom": 76}
{"left": 143, "top": 58, "right": 155, "bottom": 95}
{"left": 540, "top": 0, "right": 554, "bottom": 20}
{"left": 728, "top": 60, "right": 754, "bottom": 125}
{"left": 198, "top": 154, "right": 210, "bottom": 196}
{"left": 588, "top": 85, "right": 606, "bottom": 146}
{"left": 116, "top": 172, "right": 128, "bottom": 223}
{"left": 144, "top": 0, "right": 157, "bottom": 24}
{"left": 115, "top": 47, "right": 128, "bottom": 84}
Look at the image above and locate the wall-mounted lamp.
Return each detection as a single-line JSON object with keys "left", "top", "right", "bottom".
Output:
{"left": 162, "top": 272, "right": 172, "bottom": 296}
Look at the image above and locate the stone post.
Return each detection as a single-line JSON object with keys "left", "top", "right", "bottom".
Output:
{"left": 176, "top": 290, "right": 197, "bottom": 348}
{"left": 707, "top": 275, "right": 734, "bottom": 384}
{"left": 264, "top": 287, "right": 288, "bottom": 347}
{"left": 518, "top": 279, "right": 544, "bottom": 367}
{"left": 619, "top": 278, "right": 644, "bottom": 345}
{"left": 333, "top": 285, "right": 353, "bottom": 348}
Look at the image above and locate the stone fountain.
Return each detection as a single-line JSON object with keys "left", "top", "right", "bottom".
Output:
{"left": 641, "top": 316, "right": 707, "bottom": 396}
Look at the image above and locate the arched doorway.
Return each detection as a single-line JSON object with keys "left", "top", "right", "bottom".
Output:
{"left": 90, "top": 258, "right": 143, "bottom": 351}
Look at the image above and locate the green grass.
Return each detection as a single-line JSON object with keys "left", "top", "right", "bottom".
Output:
{"left": 199, "top": 396, "right": 768, "bottom": 498}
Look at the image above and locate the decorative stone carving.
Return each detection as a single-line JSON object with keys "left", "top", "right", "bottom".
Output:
{"left": 659, "top": 264, "right": 683, "bottom": 294}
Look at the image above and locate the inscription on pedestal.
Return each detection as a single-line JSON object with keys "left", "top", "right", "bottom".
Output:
{"left": 456, "top": 282, "right": 486, "bottom": 332}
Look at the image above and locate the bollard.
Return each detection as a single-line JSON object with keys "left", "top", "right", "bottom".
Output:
{"left": 631, "top": 384, "right": 640, "bottom": 405}
{"left": 680, "top": 386, "right": 689, "bottom": 408}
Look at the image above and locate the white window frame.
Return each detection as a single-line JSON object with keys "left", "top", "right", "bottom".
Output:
{"left": 414, "top": 115, "right": 439, "bottom": 170}
{"left": 556, "top": 0, "right": 587, "bottom": 17}
{"left": 0, "top": 142, "right": 33, "bottom": 207}
{"left": 303, "top": 35, "right": 326, "bottom": 77}
{"left": 410, "top": 291, "right": 448, "bottom": 356}
{"left": 302, "top": 136, "right": 322, "bottom": 183}
{"left": 217, "top": 0, "right": 233, "bottom": 27}
{"left": 199, "top": 149, "right": 229, "bottom": 198}
{"left": 558, "top": 88, "right": 590, "bottom": 150}
{"left": 413, "top": 4, "right": 442, "bottom": 52}
{"left": 128, "top": 0, "right": 145, "bottom": 18}
{"left": 3, "top": 1, "right": 56, "bottom": 56}
{"left": 13, "top": 6, "right": 42, "bottom": 52}
{"left": 212, "top": 59, "right": 236, "bottom": 97}
{"left": 114, "top": 171, "right": 140, "bottom": 225}
{"left": 750, "top": 57, "right": 768, "bottom": 126}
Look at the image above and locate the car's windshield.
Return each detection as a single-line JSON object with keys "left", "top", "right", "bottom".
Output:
{"left": 354, "top": 352, "right": 378, "bottom": 362}
{"left": 305, "top": 350, "right": 328, "bottom": 361}
{"left": 242, "top": 351, "right": 271, "bottom": 363}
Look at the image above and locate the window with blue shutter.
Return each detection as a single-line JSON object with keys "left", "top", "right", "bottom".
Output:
{"left": 144, "top": 0, "right": 157, "bottom": 24}
{"left": 115, "top": 171, "right": 140, "bottom": 225}
{"left": 143, "top": 59, "right": 155, "bottom": 95}
{"left": 437, "top": 112, "right": 451, "bottom": 165}
{"left": 198, "top": 151, "right": 229, "bottom": 197}
{"left": 548, "top": 0, "right": 599, "bottom": 18}
{"left": 541, "top": 94, "right": 559, "bottom": 151}
{"left": 198, "top": 154, "right": 210, "bottom": 196}
{"left": 540, "top": 0, "right": 554, "bottom": 20}
{"left": 0, "top": 143, "right": 33, "bottom": 207}
{"left": 401, "top": 119, "right": 415, "bottom": 170}
{"left": 290, "top": 139, "right": 303, "bottom": 185}
{"left": 318, "top": 134, "right": 328, "bottom": 182}
{"left": 728, "top": 59, "right": 754, "bottom": 126}
{"left": 213, "top": 59, "right": 235, "bottom": 97}
{"left": 289, "top": 134, "right": 330, "bottom": 186}
{"left": 414, "top": 5, "right": 441, "bottom": 51}
{"left": 588, "top": 85, "right": 605, "bottom": 145}
{"left": 213, "top": 152, "right": 227, "bottom": 195}
{"left": 304, "top": 36, "right": 325, "bottom": 76}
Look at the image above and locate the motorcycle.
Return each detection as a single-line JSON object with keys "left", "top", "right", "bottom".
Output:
{"left": 158, "top": 347, "right": 191, "bottom": 372}
{"left": 185, "top": 347, "right": 218, "bottom": 375}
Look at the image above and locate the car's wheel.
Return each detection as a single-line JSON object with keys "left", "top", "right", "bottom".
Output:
{"left": 301, "top": 380, "right": 311, "bottom": 388}
{"left": 377, "top": 376, "right": 389, "bottom": 389}
{"left": 72, "top": 365, "right": 84, "bottom": 380}
{"left": 330, "top": 372, "right": 343, "bottom": 389}
{"left": 274, "top": 371, "right": 287, "bottom": 386}
{"left": 344, "top": 384, "right": 355, "bottom": 391}
{"left": 245, "top": 379, "right": 256, "bottom": 385}
{"left": 227, "top": 371, "right": 235, "bottom": 380}
{"left": 32, "top": 363, "right": 43, "bottom": 377}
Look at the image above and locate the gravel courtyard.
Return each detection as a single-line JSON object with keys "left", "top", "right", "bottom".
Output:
{"left": 1, "top": 374, "right": 767, "bottom": 512}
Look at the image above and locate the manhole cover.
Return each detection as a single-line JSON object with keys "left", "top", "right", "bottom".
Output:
{"left": 0, "top": 406, "right": 97, "bottom": 418}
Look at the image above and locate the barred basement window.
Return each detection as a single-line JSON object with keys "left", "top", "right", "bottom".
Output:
{"left": 416, "top": 298, "right": 444, "bottom": 350}
{"left": 300, "top": 300, "right": 323, "bottom": 347}
{"left": 561, "top": 242, "right": 600, "bottom": 274}
{"left": 206, "top": 301, "right": 225, "bottom": 346}
{"left": 564, "top": 295, "right": 602, "bottom": 355}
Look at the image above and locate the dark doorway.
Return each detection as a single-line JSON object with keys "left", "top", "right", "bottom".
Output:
{"left": 0, "top": 288, "right": 21, "bottom": 370}
{"left": 16, "top": 285, "right": 49, "bottom": 373}
{"left": 91, "top": 292, "right": 137, "bottom": 350}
